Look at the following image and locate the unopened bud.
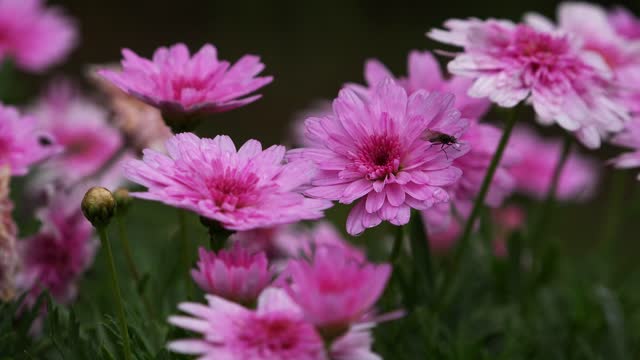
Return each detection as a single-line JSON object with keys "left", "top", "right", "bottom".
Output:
{"left": 81, "top": 187, "right": 116, "bottom": 228}
{"left": 113, "top": 188, "right": 132, "bottom": 215}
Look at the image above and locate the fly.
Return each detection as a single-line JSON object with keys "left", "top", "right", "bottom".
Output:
{"left": 422, "top": 130, "right": 462, "bottom": 159}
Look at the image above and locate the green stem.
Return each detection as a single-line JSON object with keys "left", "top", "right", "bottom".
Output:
{"left": 600, "top": 171, "right": 627, "bottom": 257}
{"left": 178, "top": 210, "right": 192, "bottom": 298}
{"left": 453, "top": 107, "right": 519, "bottom": 271}
{"left": 409, "top": 211, "right": 434, "bottom": 300}
{"left": 530, "top": 134, "right": 572, "bottom": 242}
{"left": 97, "top": 227, "right": 132, "bottom": 360}
{"left": 389, "top": 224, "right": 404, "bottom": 264}
{"left": 117, "top": 216, "right": 154, "bottom": 317}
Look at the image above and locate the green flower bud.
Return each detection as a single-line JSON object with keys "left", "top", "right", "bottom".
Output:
{"left": 82, "top": 187, "right": 116, "bottom": 228}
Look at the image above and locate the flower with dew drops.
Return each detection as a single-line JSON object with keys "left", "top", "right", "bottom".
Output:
{"left": 292, "top": 79, "right": 469, "bottom": 235}
{"left": 0, "top": 0, "right": 77, "bottom": 72}
{"left": 168, "top": 287, "right": 326, "bottom": 360}
{"left": 428, "top": 18, "right": 630, "bottom": 148}
{"left": 280, "top": 247, "right": 391, "bottom": 338}
{"left": 0, "top": 166, "right": 18, "bottom": 301}
{"left": 98, "top": 43, "right": 273, "bottom": 130}
{"left": 508, "top": 125, "right": 599, "bottom": 200}
{"left": 124, "top": 133, "right": 332, "bottom": 231}
{"left": 0, "top": 103, "right": 59, "bottom": 176}
{"left": 610, "top": 116, "right": 640, "bottom": 180}
{"left": 191, "top": 244, "right": 271, "bottom": 305}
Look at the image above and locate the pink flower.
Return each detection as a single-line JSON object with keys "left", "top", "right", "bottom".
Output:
{"left": 232, "top": 221, "right": 365, "bottom": 263}
{"left": 526, "top": 3, "right": 640, "bottom": 114}
{"left": 428, "top": 19, "right": 629, "bottom": 148}
{"left": 609, "top": 7, "right": 640, "bottom": 41}
{"left": 98, "top": 43, "right": 273, "bottom": 118}
{"left": 354, "top": 50, "right": 491, "bottom": 120}
{"left": 281, "top": 247, "right": 391, "bottom": 332}
{"left": 30, "top": 81, "right": 123, "bottom": 184}
{"left": 124, "top": 133, "right": 331, "bottom": 231}
{"left": 508, "top": 125, "right": 599, "bottom": 200}
{"left": 0, "top": 0, "right": 77, "bottom": 72}
{"left": 610, "top": 115, "right": 640, "bottom": 180}
{"left": 191, "top": 245, "right": 271, "bottom": 304}
{"left": 16, "top": 191, "right": 96, "bottom": 305}
{"left": 168, "top": 288, "right": 326, "bottom": 359}
{"left": 330, "top": 326, "right": 381, "bottom": 360}
{"left": 0, "top": 103, "right": 58, "bottom": 176}
{"left": 293, "top": 79, "right": 468, "bottom": 235}
{"left": 0, "top": 166, "right": 18, "bottom": 301}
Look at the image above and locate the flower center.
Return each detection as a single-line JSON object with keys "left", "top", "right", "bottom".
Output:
{"left": 353, "top": 134, "right": 401, "bottom": 180}
{"left": 236, "top": 315, "right": 302, "bottom": 353}
{"left": 207, "top": 169, "right": 262, "bottom": 211}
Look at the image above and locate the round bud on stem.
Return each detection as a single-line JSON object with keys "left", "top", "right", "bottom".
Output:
{"left": 113, "top": 188, "right": 132, "bottom": 215}
{"left": 82, "top": 187, "right": 116, "bottom": 228}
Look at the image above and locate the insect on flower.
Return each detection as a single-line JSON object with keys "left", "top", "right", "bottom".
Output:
{"left": 422, "top": 130, "right": 463, "bottom": 159}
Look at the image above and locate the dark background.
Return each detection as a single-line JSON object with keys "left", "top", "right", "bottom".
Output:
{"left": 43, "top": 0, "right": 640, "bottom": 255}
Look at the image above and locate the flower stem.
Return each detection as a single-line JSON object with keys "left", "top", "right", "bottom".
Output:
{"left": 200, "top": 217, "right": 234, "bottom": 251}
{"left": 530, "top": 133, "right": 572, "bottom": 242}
{"left": 177, "top": 210, "right": 192, "bottom": 298}
{"left": 116, "top": 215, "right": 154, "bottom": 317}
{"left": 453, "top": 107, "right": 519, "bottom": 270}
{"left": 97, "top": 226, "right": 132, "bottom": 360}
{"left": 600, "top": 171, "right": 627, "bottom": 256}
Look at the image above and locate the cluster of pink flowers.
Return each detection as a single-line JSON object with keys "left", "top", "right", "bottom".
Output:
{"left": 172, "top": 238, "right": 391, "bottom": 359}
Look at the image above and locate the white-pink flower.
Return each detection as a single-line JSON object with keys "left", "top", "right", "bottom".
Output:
{"left": 124, "top": 133, "right": 332, "bottom": 231}
{"left": 610, "top": 115, "right": 640, "bottom": 180}
{"left": 428, "top": 18, "right": 630, "bottom": 148}
{"left": 293, "top": 79, "right": 469, "bottom": 235}
{"left": 168, "top": 288, "right": 326, "bottom": 359}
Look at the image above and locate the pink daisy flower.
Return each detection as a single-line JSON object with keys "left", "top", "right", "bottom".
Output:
{"left": 168, "top": 287, "right": 326, "bottom": 359}
{"left": 0, "top": 166, "right": 18, "bottom": 301}
{"left": 30, "top": 81, "right": 123, "bottom": 184}
{"left": 0, "top": 103, "right": 58, "bottom": 176}
{"left": 124, "top": 133, "right": 331, "bottom": 231}
{"left": 191, "top": 245, "right": 271, "bottom": 304}
{"left": 610, "top": 115, "right": 640, "bottom": 180}
{"left": 280, "top": 247, "right": 391, "bottom": 334}
{"left": 98, "top": 43, "right": 273, "bottom": 120}
{"left": 428, "top": 18, "right": 629, "bottom": 148}
{"left": 609, "top": 7, "right": 640, "bottom": 41}
{"left": 526, "top": 3, "right": 640, "bottom": 113}
{"left": 293, "top": 79, "right": 468, "bottom": 235}
{"left": 16, "top": 191, "right": 96, "bottom": 306}
{"left": 508, "top": 125, "right": 599, "bottom": 200}
{"left": 0, "top": 0, "right": 77, "bottom": 72}
{"left": 353, "top": 50, "right": 491, "bottom": 120}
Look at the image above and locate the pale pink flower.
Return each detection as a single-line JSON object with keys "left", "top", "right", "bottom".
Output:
{"left": 354, "top": 50, "right": 491, "bottom": 120}
{"left": 428, "top": 19, "right": 629, "bottom": 148}
{"left": 98, "top": 43, "right": 273, "bottom": 118}
{"left": 0, "top": 0, "right": 77, "bottom": 72}
{"left": 293, "top": 79, "right": 468, "bottom": 235}
{"left": 124, "top": 133, "right": 331, "bottom": 231}
{"left": 610, "top": 115, "right": 640, "bottom": 180}
{"left": 508, "top": 125, "right": 599, "bottom": 200}
{"left": 281, "top": 247, "right": 391, "bottom": 332}
{"left": 30, "top": 81, "right": 123, "bottom": 184}
{"left": 0, "top": 166, "right": 18, "bottom": 301}
{"left": 330, "top": 325, "right": 381, "bottom": 360}
{"left": 609, "top": 7, "right": 640, "bottom": 41}
{"left": 16, "top": 191, "right": 96, "bottom": 305}
{"left": 526, "top": 3, "right": 640, "bottom": 113}
{"left": 0, "top": 103, "right": 58, "bottom": 176}
{"left": 191, "top": 245, "right": 271, "bottom": 304}
{"left": 168, "top": 287, "right": 326, "bottom": 360}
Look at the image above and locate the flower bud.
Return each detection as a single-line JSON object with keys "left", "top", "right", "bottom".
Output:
{"left": 81, "top": 187, "right": 116, "bottom": 228}
{"left": 113, "top": 187, "right": 132, "bottom": 215}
